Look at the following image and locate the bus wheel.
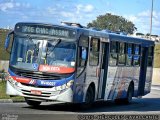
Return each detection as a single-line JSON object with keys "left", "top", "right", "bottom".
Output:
{"left": 85, "top": 86, "right": 94, "bottom": 104}
{"left": 124, "top": 83, "right": 134, "bottom": 104}
{"left": 115, "top": 83, "right": 133, "bottom": 104}
{"left": 25, "top": 98, "right": 41, "bottom": 107}
{"left": 80, "top": 86, "right": 94, "bottom": 109}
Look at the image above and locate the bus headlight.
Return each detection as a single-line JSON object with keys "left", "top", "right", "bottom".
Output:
{"left": 8, "top": 77, "right": 16, "bottom": 85}
{"left": 55, "top": 80, "right": 74, "bottom": 91}
{"left": 66, "top": 80, "right": 74, "bottom": 88}
{"left": 55, "top": 86, "right": 62, "bottom": 91}
{"left": 7, "top": 75, "right": 18, "bottom": 86}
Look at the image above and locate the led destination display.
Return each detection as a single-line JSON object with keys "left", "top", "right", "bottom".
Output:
{"left": 15, "top": 23, "right": 76, "bottom": 39}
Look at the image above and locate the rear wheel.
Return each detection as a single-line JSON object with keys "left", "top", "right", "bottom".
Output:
{"left": 115, "top": 83, "right": 134, "bottom": 104}
{"left": 25, "top": 98, "right": 41, "bottom": 107}
{"left": 124, "top": 83, "right": 134, "bottom": 104}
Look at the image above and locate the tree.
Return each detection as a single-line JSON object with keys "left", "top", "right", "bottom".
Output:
{"left": 87, "top": 13, "right": 136, "bottom": 34}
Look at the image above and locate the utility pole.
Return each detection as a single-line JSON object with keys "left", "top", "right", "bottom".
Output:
{"left": 150, "top": 0, "right": 154, "bottom": 40}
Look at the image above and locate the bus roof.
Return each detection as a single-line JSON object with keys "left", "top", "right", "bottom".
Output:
{"left": 15, "top": 22, "right": 155, "bottom": 46}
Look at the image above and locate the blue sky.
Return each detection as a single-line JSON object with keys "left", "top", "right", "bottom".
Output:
{"left": 0, "top": 0, "right": 159, "bottom": 35}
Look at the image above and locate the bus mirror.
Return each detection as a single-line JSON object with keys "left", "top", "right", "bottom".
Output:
{"left": 5, "top": 31, "right": 14, "bottom": 53}
{"left": 81, "top": 47, "right": 87, "bottom": 60}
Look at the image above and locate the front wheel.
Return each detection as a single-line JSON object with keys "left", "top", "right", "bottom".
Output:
{"left": 25, "top": 98, "right": 41, "bottom": 107}
{"left": 80, "top": 86, "right": 95, "bottom": 109}
{"left": 85, "top": 86, "right": 94, "bottom": 104}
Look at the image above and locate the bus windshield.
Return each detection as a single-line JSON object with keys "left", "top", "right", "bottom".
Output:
{"left": 10, "top": 36, "right": 76, "bottom": 74}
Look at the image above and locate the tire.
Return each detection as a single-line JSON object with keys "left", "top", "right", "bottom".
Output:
{"left": 124, "top": 83, "right": 134, "bottom": 104}
{"left": 80, "top": 86, "right": 94, "bottom": 109}
{"left": 25, "top": 98, "right": 41, "bottom": 107}
{"left": 85, "top": 86, "right": 94, "bottom": 104}
{"left": 115, "top": 83, "right": 134, "bottom": 104}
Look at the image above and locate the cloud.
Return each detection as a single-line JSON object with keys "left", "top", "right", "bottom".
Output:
{"left": 84, "top": 4, "right": 94, "bottom": 12}
{"left": 76, "top": 4, "right": 94, "bottom": 14}
{"left": 0, "top": 0, "right": 30, "bottom": 12}
{"left": 124, "top": 10, "right": 160, "bottom": 34}
{"left": 0, "top": 1, "right": 14, "bottom": 12}
{"left": 60, "top": 11, "right": 74, "bottom": 18}
{"left": 0, "top": 0, "right": 96, "bottom": 27}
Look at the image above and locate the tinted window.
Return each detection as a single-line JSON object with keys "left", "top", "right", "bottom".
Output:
{"left": 89, "top": 38, "right": 100, "bottom": 66}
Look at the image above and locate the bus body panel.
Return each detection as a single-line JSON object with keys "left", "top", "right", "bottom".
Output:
{"left": 144, "top": 67, "right": 153, "bottom": 95}
{"left": 105, "top": 66, "right": 140, "bottom": 100}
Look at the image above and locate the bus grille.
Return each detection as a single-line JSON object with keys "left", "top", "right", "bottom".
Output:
{"left": 21, "top": 83, "right": 53, "bottom": 88}
{"left": 15, "top": 71, "right": 61, "bottom": 80}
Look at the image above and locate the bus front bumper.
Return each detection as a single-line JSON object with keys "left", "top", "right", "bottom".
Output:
{"left": 6, "top": 81, "right": 73, "bottom": 102}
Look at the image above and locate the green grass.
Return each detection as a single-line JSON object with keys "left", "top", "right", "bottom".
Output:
{"left": 0, "top": 81, "right": 24, "bottom": 101}
{"left": 0, "top": 29, "right": 10, "bottom": 60}
{"left": 154, "top": 44, "right": 160, "bottom": 68}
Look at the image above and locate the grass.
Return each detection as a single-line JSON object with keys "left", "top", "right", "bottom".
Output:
{"left": 154, "top": 44, "right": 160, "bottom": 68}
{"left": 0, "top": 29, "right": 10, "bottom": 60}
{"left": 0, "top": 81, "right": 24, "bottom": 101}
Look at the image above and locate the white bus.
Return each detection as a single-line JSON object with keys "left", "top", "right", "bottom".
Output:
{"left": 5, "top": 22, "right": 154, "bottom": 107}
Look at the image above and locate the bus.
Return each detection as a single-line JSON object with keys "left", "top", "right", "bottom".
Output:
{"left": 5, "top": 22, "right": 154, "bottom": 107}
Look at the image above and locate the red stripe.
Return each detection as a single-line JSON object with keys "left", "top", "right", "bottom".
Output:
{"left": 39, "top": 65, "right": 75, "bottom": 74}
{"left": 12, "top": 76, "right": 31, "bottom": 84}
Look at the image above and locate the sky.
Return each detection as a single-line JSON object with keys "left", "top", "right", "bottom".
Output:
{"left": 0, "top": 0, "right": 160, "bottom": 35}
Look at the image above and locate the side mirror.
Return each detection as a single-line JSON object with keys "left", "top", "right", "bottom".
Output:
{"left": 81, "top": 47, "right": 87, "bottom": 60}
{"left": 5, "top": 31, "right": 14, "bottom": 53}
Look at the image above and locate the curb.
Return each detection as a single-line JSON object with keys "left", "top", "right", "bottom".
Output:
{"left": 0, "top": 99, "right": 25, "bottom": 103}
{"left": 151, "top": 87, "right": 160, "bottom": 90}
{"left": 151, "top": 85, "right": 160, "bottom": 90}
{"left": 0, "top": 99, "right": 13, "bottom": 103}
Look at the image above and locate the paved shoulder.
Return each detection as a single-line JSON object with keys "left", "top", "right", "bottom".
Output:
{"left": 151, "top": 85, "right": 160, "bottom": 90}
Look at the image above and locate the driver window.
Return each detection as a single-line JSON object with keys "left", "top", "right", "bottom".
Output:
{"left": 77, "top": 35, "right": 89, "bottom": 77}
{"left": 78, "top": 35, "right": 88, "bottom": 67}
{"left": 78, "top": 46, "right": 87, "bottom": 67}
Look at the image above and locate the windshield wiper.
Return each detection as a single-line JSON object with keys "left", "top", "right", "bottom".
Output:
{"left": 26, "top": 34, "right": 32, "bottom": 41}
{"left": 47, "top": 38, "right": 61, "bottom": 55}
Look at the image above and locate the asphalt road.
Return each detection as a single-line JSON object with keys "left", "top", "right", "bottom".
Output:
{"left": 0, "top": 89, "right": 160, "bottom": 120}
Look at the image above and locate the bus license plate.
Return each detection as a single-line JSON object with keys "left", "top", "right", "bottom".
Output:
{"left": 31, "top": 90, "right": 42, "bottom": 95}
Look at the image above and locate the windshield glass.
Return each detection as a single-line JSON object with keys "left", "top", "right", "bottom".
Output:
{"left": 10, "top": 36, "right": 76, "bottom": 74}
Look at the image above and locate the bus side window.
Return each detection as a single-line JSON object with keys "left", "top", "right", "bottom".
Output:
{"left": 109, "top": 41, "right": 118, "bottom": 66}
{"left": 118, "top": 42, "right": 126, "bottom": 65}
{"left": 78, "top": 35, "right": 89, "bottom": 67}
{"left": 133, "top": 44, "right": 140, "bottom": 66}
{"left": 89, "top": 38, "right": 100, "bottom": 66}
{"left": 147, "top": 46, "right": 154, "bottom": 67}
{"left": 78, "top": 47, "right": 87, "bottom": 67}
{"left": 126, "top": 43, "right": 133, "bottom": 66}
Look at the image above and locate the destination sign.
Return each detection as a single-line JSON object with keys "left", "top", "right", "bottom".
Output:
{"left": 15, "top": 23, "right": 76, "bottom": 39}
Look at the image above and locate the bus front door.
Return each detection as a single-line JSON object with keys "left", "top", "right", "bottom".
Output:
{"left": 97, "top": 41, "right": 109, "bottom": 99}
